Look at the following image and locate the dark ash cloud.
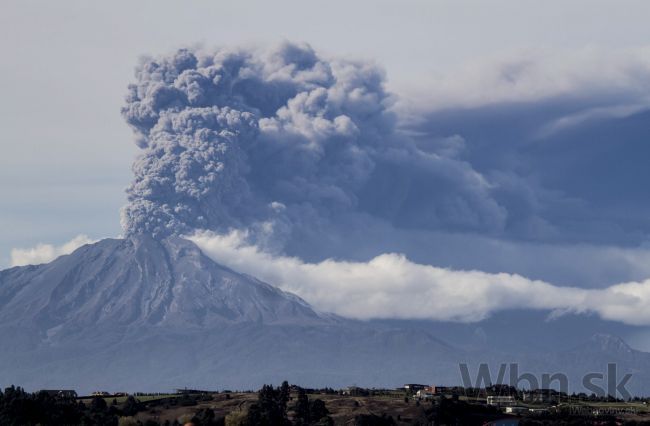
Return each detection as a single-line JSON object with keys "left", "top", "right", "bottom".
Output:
{"left": 121, "top": 43, "right": 505, "bottom": 241}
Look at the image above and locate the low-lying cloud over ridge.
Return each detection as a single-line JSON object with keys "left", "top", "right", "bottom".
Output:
{"left": 191, "top": 230, "right": 650, "bottom": 326}
{"left": 10, "top": 235, "right": 95, "bottom": 267}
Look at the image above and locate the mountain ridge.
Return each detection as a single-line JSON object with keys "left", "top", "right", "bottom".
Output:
{"left": 2, "top": 236, "right": 650, "bottom": 395}
{"left": 0, "top": 235, "right": 331, "bottom": 333}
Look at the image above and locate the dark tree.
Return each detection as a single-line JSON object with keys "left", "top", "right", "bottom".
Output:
{"left": 122, "top": 395, "right": 143, "bottom": 416}
{"left": 90, "top": 396, "right": 108, "bottom": 412}
{"left": 280, "top": 381, "right": 290, "bottom": 404}
{"left": 293, "top": 388, "right": 311, "bottom": 424}
{"left": 246, "top": 384, "right": 289, "bottom": 426}
{"left": 293, "top": 387, "right": 330, "bottom": 426}
{"left": 0, "top": 385, "right": 117, "bottom": 425}
{"left": 309, "top": 399, "right": 329, "bottom": 422}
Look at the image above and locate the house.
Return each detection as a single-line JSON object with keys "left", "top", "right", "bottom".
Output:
{"left": 487, "top": 395, "right": 516, "bottom": 406}
{"left": 91, "top": 391, "right": 110, "bottom": 397}
{"left": 342, "top": 386, "right": 368, "bottom": 396}
{"left": 522, "top": 389, "right": 559, "bottom": 404}
{"left": 415, "top": 390, "right": 434, "bottom": 399}
{"left": 39, "top": 389, "right": 78, "bottom": 399}
{"left": 403, "top": 384, "right": 428, "bottom": 392}
{"left": 504, "top": 406, "right": 528, "bottom": 414}
{"left": 433, "top": 386, "right": 453, "bottom": 395}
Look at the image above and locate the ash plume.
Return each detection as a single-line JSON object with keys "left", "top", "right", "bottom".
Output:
{"left": 121, "top": 43, "right": 504, "bottom": 241}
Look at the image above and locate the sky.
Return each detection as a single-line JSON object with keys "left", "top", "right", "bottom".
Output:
{"left": 3, "top": 1, "right": 650, "bottom": 334}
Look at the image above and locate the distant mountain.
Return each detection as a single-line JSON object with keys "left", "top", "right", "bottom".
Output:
{"left": 584, "top": 333, "right": 634, "bottom": 355}
{"left": 1, "top": 236, "right": 650, "bottom": 395}
{"left": 0, "top": 235, "right": 325, "bottom": 329}
{"left": 0, "top": 236, "right": 459, "bottom": 393}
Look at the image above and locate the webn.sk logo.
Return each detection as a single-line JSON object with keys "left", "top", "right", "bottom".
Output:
{"left": 459, "top": 363, "right": 633, "bottom": 400}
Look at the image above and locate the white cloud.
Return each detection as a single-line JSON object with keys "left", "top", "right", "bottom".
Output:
{"left": 397, "top": 46, "right": 650, "bottom": 117}
{"left": 190, "top": 229, "right": 650, "bottom": 326}
{"left": 536, "top": 102, "right": 650, "bottom": 138}
{"left": 10, "top": 235, "right": 95, "bottom": 267}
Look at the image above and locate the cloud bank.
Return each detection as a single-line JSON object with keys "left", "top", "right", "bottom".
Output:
{"left": 398, "top": 46, "right": 650, "bottom": 114}
{"left": 191, "top": 230, "right": 650, "bottom": 326}
{"left": 10, "top": 235, "right": 95, "bottom": 267}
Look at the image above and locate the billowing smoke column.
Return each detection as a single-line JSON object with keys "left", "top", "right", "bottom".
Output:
{"left": 122, "top": 42, "right": 504, "bottom": 241}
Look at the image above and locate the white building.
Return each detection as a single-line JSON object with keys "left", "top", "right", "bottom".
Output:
{"left": 487, "top": 395, "right": 515, "bottom": 406}
{"left": 504, "top": 406, "right": 528, "bottom": 414}
{"left": 416, "top": 390, "right": 434, "bottom": 399}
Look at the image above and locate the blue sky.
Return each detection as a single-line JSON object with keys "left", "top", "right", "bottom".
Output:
{"left": 3, "top": 0, "right": 650, "bottom": 320}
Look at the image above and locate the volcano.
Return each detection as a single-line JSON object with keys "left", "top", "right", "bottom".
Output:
{"left": 0, "top": 236, "right": 459, "bottom": 393}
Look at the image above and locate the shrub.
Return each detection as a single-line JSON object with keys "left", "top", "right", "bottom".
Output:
{"left": 225, "top": 411, "right": 247, "bottom": 426}
{"left": 118, "top": 417, "right": 139, "bottom": 426}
